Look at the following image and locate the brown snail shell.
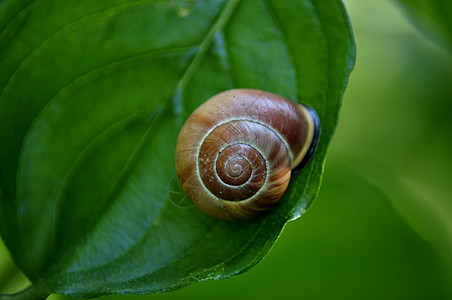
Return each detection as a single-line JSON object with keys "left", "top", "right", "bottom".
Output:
{"left": 175, "top": 89, "right": 320, "bottom": 221}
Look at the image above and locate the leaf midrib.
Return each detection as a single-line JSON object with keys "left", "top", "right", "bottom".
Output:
{"left": 39, "top": 0, "right": 242, "bottom": 281}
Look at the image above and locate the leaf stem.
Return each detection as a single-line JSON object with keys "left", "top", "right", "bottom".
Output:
{"left": 0, "top": 284, "right": 49, "bottom": 300}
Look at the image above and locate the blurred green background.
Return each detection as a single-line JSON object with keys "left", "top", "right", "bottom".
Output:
{"left": 1, "top": 0, "right": 452, "bottom": 299}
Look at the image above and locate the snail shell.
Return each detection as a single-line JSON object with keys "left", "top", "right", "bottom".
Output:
{"left": 175, "top": 89, "right": 320, "bottom": 221}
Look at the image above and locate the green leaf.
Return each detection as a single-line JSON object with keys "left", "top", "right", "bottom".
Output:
{"left": 0, "top": 0, "right": 355, "bottom": 297}
{"left": 347, "top": 159, "right": 452, "bottom": 272}
{"left": 393, "top": 0, "right": 452, "bottom": 49}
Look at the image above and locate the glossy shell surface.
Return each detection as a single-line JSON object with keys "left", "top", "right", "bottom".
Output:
{"left": 175, "top": 89, "right": 319, "bottom": 220}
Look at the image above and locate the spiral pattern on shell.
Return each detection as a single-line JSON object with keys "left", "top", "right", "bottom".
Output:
{"left": 175, "top": 89, "right": 319, "bottom": 221}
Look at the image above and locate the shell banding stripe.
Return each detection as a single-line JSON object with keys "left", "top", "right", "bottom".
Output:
{"left": 198, "top": 119, "right": 291, "bottom": 202}
{"left": 175, "top": 89, "right": 318, "bottom": 220}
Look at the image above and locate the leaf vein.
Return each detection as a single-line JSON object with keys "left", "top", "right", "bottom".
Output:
{"left": 0, "top": 0, "right": 170, "bottom": 98}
